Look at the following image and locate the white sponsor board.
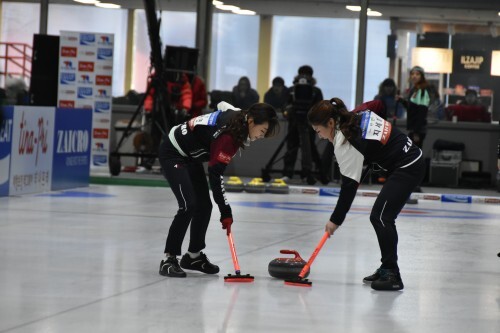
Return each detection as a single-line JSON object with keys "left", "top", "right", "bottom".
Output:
{"left": 9, "top": 107, "right": 55, "bottom": 195}
{"left": 58, "top": 31, "right": 114, "bottom": 175}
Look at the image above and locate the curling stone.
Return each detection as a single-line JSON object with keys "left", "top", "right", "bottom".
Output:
{"left": 268, "top": 250, "right": 309, "bottom": 280}
{"left": 244, "top": 177, "right": 266, "bottom": 193}
{"left": 226, "top": 176, "right": 244, "bottom": 192}
{"left": 267, "top": 178, "right": 289, "bottom": 194}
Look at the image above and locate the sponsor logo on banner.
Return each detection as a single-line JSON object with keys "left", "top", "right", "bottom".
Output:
{"left": 94, "top": 101, "right": 110, "bottom": 113}
{"left": 93, "top": 142, "right": 107, "bottom": 153}
{"left": 93, "top": 128, "right": 109, "bottom": 139}
{"left": 97, "top": 48, "right": 113, "bottom": 61}
{"left": 75, "top": 101, "right": 93, "bottom": 109}
{"left": 95, "top": 117, "right": 110, "bottom": 124}
{"left": 95, "top": 88, "right": 110, "bottom": 99}
{"left": 95, "top": 75, "right": 111, "bottom": 86}
{"left": 61, "top": 60, "right": 76, "bottom": 71}
{"left": 80, "top": 33, "right": 96, "bottom": 46}
{"left": 56, "top": 129, "right": 90, "bottom": 154}
{"left": 98, "top": 36, "right": 112, "bottom": 45}
{"left": 0, "top": 108, "right": 13, "bottom": 196}
{"left": 93, "top": 154, "right": 108, "bottom": 166}
{"left": 95, "top": 64, "right": 113, "bottom": 72}
{"left": 441, "top": 194, "right": 471, "bottom": 203}
{"left": 78, "top": 74, "right": 93, "bottom": 84}
{"left": 483, "top": 197, "right": 500, "bottom": 204}
{"left": 18, "top": 111, "right": 49, "bottom": 166}
{"left": 319, "top": 188, "right": 341, "bottom": 197}
{"left": 59, "top": 100, "right": 75, "bottom": 108}
{"left": 60, "top": 73, "right": 76, "bottom": 85}
{"left": 77, "top": 87, "right": 93, "bottom": 99}
{"left": 79, "top": 50, "right": 96, "bottom": 58}
{"left": 361, "top": 191, "right": 379, "bottom": 197}
{"left": 78, "top": 61, "right": 94, "bottom": 72}
{"left": 61, "top": 47, "right": 77, "bottom": 57}
{"left": 61, "top": 35, "right": 78, "bottom": 43}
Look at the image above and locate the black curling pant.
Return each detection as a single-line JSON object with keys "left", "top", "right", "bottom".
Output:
{"left": 159, "top": 152, "right": 213, "bottom": 256}
{"left": 369, "top": 157, "right": 425, "bottom": 270}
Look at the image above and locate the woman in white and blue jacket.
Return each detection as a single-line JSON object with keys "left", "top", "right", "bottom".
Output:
{"left": 308, "top": 97, "right": 425, "bottom": 291}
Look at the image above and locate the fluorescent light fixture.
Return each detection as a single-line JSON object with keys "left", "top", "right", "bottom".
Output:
{"left": 412, "top": 47, "right": 453, "bottom": 74}
{"left": 212, "top": 1, "right": 224, "bottom": 5}
{"left": 491, "top": 51, "right": 500, "bottom": 76}
{"left": 215, "top": 4, "right": 240, "bottom": 11}
{"left": 74, "top": 0, "right": 100, "bottom": 4}
{"left": 233, "top": 9, "right": 256, "bottom": 15}
{"left": 346, "top": 5, "right": 361, "bottom": 11}
{"left": 346, "top": 5, "right": 382, "bottom": 16}
{"left": 367, "top": 10, "right": 382, "bottom": 17}
{"left": 95, "top": 2, "right": 121, "bottom": 8}
{"left": 95, "top": 2, "right": 120, "bottom": 8}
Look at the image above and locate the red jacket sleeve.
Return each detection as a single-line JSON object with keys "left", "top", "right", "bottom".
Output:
{"left": 207, "top": 134, "right": 240, "bottom": 219}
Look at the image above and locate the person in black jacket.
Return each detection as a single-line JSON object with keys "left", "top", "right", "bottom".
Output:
{"left": 399, "top": 66, "right": 430, "bottom": 149}
{"left": 158, "top": 101, "right": 279, "bottom": 278}
{"left": 264, "top": 76, "right": 289, "bottom": 113}
{"left": 308, "top": 97, "right": 425, "bottom": 291}
{"left": 232, "top": 76, "right": 260, "bottom": 110}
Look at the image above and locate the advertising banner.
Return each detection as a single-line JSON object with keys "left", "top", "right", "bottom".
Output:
{"left": 9, "top": 106, "right": 55, "bottom": 195}
{"left": 58, "top": 31, "right": 113, "bottom": 175}
{"left": 0, "top": 107, "right": 14, "bottom": 196}
{"left": 52, "top": 108, "right": 92, "bottom": 190}
{"left": 453, "top": 50, "right": 491, "bottom": 74}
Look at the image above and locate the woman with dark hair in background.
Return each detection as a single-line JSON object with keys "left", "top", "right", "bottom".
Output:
{"left": 399, "top": 66, "right": 430, "bottom": 149}
{"left": 158, "top": 101, "right": 279, "bottom": 278}
{"left": 374, "top": 78, "right": 405, "bottom": 120}
{"left": 308, "top": 97, "right": 425, "bottom": 291}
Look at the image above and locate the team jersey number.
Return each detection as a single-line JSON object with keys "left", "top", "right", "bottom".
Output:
{"left": 361, "top": 111, "right": 392, "bottom": 145}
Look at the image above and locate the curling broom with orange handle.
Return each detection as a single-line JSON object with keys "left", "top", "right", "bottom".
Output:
{"left": 224, "top": 231, "right": 254, "bottom": 282}
{"left": 284, "top": 231, "right": 330, "bottom": 287}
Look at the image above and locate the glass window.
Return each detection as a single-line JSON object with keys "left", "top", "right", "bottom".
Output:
{"left": 47, "top": 4, "right": 128, "bottom": 97}
{"left": 0, "top": 3, "right": 128, "bottom": 97}
{"left": 271, "top": 16, "right": 358, "bottom": 106}
{"left": 132, "top": 10, "right": 196, "bottom": 93}
{"left": 364, "top": 19, "right": 391, "bottom": 101}
{"left": 209, "top": 13, "right": 260, "bottom": 92}
{"left": 271, "top": 16, "right": 390, "bottom": 108}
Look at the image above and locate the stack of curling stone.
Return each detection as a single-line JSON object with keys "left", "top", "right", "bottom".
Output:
{"left": 244, "top": 177, "right": 266, "bottom": 193}
{"left": 267, "top": 178, "right": 289, "bottom": 194}
{"left": 268, "top": 250, "right": 309, "bottom": 279}
{"left": 226, "top": 176, "right": 244, "bottom": 192}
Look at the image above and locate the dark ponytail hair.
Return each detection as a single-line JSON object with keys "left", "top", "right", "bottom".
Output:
{"left": 226, "top": 103, "right": 280, "bottom": 148}
{"left": 307, "top": 97, "right": 360, "bottom": 142}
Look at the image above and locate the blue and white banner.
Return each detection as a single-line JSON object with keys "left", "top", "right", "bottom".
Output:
{"left": 0, "top": 107, "right": 14, "bottom": 196}
{"left": 52, "top": 108, "right": 92, "bottom": 190}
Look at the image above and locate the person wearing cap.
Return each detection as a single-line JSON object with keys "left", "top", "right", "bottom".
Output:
{"left": 399, "top": 66, "right": 430, "bottom": 149}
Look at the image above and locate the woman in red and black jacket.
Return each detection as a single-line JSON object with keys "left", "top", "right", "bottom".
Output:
{"left": 309, "top": 98, "right": 425, "bottom": 291}
{"left": 158, "top": 102, "right": 279, "bottom": 278}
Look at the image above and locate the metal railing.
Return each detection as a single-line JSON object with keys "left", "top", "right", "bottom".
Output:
{"left": 0, "top": 42, "right": 32, "bottom": 84}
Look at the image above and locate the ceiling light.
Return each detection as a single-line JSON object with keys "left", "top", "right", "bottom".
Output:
{"left": 95, "top": 2, "right": 120, "bottom": 8}
{"left": 232, "top": 9, "right": 256, "bottom": 15}
{"left": 215, "top": 4, "right": 240, "bottom": 11}
{"left": 212, "top": 1, "right": 223, "bottom": 5}
{"left": 74, "top": 0, "right": 100, "bottom": 4}
{"left": 346, "top": 5, "right": 361, "bottom": 12}
{"left": 367, "top": 10, "right": 382, "bottom": 17}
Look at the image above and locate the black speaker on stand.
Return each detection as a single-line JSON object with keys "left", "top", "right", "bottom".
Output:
{"left": 29, "top": 34, "right": 60, "bottom": 106}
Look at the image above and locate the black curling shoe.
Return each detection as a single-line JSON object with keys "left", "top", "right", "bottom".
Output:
{"left": 363, "top": 268, "right": 382, "bottom": 284}
{"left": 180, "top": 252, "right": 219, "bottom": 274}
{"left": 159, "top": 256, "right": 187, "bottom": 278}
{"left": 371, "top": 269, "right": 404, "bottom": 291}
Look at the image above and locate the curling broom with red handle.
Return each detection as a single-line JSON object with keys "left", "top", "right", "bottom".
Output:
{"left": 284, "top": 231, "right": 330, "bottom": 287}
{"left": 224, "top": 231, "right": 254, "bottom": 283}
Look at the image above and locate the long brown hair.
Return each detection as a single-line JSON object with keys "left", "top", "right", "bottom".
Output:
{"left": 307, "top": 97, "right": 360, "bottom": 143}
{"left": 226, "top": 103, "right": 280, "bottom": 148}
